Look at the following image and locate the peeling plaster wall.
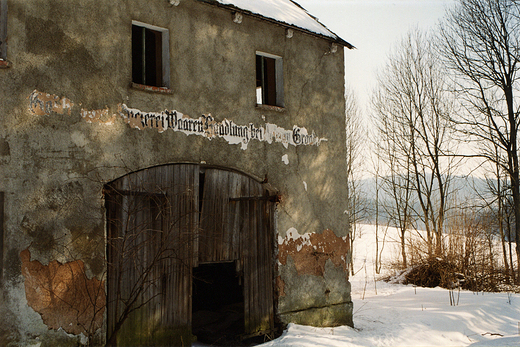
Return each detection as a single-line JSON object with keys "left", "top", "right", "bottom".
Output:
{"left": 278, "top": 229, "right": 350, "bottom": 278}
{"left": 20, "top": 249, "right": 105, "bottom": 336}
{"left": 0, "top": 0, "right": 351, "bottom": 345}
{"left": 276, "top": 228, "right": 353, "bottom": 327}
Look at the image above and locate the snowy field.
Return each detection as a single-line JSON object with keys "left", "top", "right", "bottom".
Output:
{"left": 259, "top": 224, "right": 520, "bottom": 347}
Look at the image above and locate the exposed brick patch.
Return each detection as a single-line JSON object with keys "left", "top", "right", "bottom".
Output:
{"left": 276, "top": 275, "right": 286, "bottom": 297}
{"left": 131, "top": 82, "right": 173, "bottom": 94}
{"left": 20, "top": 249, "right": 105, "bottom": 335}
{"left": 0, "top": 59, "right": 11, "bottom": 68}
{"left": 278, "top": 229, "right": 349, "bottom": 277}
{"left": 255, "top": 103, "right": 286, "bottom": 113}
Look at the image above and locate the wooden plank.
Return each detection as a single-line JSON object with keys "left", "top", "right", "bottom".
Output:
{"left": 240, "top": 180, "right": 276, "bottom": 336}
{"left": 267, "top": 200, "right": 275, "bottom": 330}
{"left": 199, "top": 168, "right": 231, "bottom": 263}
{"left": 261, "top": 189, "right": 271, "bottom": 331}
{"left": 198, "top": 169, "right": 209, "bottom": 263}
{"left": 188, "top": 164, "right": 197, "bottom": 324}
{"left": 243, "top": 176, "right": 252, "bottom": 331}
{"left": 229, "top": 173, "right": 241, "bottom": 260}
{"left": 256, "top": 198, "right": 265, "bottom": 331}
{"left": 183, "top": 164, "right": 195, "bottom": 327}
{"left": 173, "top": 164, "right": 183, "bottom": 327}
{"left": 255, "top": 196, "right": 264, "bottom": 332}
{"left": 246, "top": 178, "right": 258, "bottom": 333}
{"left": 165, "top": 164, "right": 175, "bottom": 328}
{"left": 218, "top": 170, "right": 226, "bottom": 260}
{"left": 240, "top": 175, "right": 251, "bottom": 333}
{"left": 210, "top": 170, "right": 219, "bottom": 261}
{"left": 105, "top": 192, "right": 118, "bottom": 341}
{"left": 243, "top": 198, "right": 251, "bottom": 333}
{"left": 220, "top": 170, "right": 231, "bottom": 261}
{"left": 215, "top": 169, "right": 225, "bottom": 261}
{"left": 192, "top": 167, "right": 200, "bottom": 268}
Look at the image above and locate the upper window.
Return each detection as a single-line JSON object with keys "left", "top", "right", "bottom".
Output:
{"left": 132, "top": 21, "right": 170, "bottom": 88}
{"left": 0, "top": 0, "right": 7, "bottom": 62}
{"left": 256, "top": 52, "right": 284, "bottom": 107}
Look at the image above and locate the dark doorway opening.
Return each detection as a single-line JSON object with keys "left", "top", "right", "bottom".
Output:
{"left": 192, "top": 262, "right": 244, "bottom": 345}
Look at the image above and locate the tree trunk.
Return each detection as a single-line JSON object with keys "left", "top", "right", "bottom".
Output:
{"left": 513, "top": 182, "right": 520, "bottom": 283}
{"left": 506, "top": 83, "right": 520, "bottom": 283}
{"left": 400, "top": 229, "right": 407, "bottom": 268}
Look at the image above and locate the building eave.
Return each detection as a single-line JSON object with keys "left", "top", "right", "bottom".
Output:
{"left": 197, "top": 0, "right": 355, "bottom": 49}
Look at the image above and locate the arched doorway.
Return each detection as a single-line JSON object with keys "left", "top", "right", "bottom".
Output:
{"left": 105, "top": 164, "right": 276, "bottom": 346}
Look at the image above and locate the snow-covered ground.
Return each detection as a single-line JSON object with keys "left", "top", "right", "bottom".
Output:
{"left": 260, "top": 224, "right": 520, "bottom": 347}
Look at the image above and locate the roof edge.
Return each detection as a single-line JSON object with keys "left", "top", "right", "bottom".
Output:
{"left": 288, "top": 0, "right": 354, "bottom": 49}
{"left": 197, "top": 0, "right": 355, "bottom": 49}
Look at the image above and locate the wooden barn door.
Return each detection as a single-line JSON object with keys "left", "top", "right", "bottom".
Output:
{"left": 106, "top": 165, "right": 199, "bottom": 347}
{"left": 198, "top": 169, "right": 275, "bottom": 337}
{"left": 106, "top": 165, "right": 274, "bottom": 346}
{"left": 237, "top": 195, "right": 275, "bottom": 336}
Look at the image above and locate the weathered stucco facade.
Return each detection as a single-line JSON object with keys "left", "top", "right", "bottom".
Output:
{"left": 0, "top": 0, "right": 353, "bottom": 345}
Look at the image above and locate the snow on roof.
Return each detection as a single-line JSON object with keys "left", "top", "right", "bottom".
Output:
{"left": 202, "top": 0, "right": 353, "bottom": 48}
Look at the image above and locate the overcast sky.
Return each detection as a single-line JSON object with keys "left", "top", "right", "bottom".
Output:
{"left": 296, "top": 0, "right": 456, "bottom": 111}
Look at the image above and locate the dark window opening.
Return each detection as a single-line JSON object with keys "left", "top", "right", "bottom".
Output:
{"left": 132, "top": 23, "right": 166, "bottom": 87}
{"left": 256, "top": 53, "right": 283, "bottom": 107}
{"left": 192, "top": 262, "right": 244, "bottom": 346}
{"left": 0, "top": 0, "right": 7, "bottom": 61}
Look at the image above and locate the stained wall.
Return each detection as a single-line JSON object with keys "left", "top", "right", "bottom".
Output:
{"left": 0, "top": 0, "right": 352, "bottom": 345}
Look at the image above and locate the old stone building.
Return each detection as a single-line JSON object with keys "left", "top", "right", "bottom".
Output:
{"left": 0, "top": 0, "right": 354, "bottom": 345}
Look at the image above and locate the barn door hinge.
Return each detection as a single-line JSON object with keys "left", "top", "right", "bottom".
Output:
{"left": 229, "top": 194, "right": 280, "bottom": 203}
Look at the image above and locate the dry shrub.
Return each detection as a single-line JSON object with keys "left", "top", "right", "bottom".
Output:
{"left": 404, "top": 258, "right": 460, "bottom": 288}
{"left": 399, "top": 208, "right": 517, "bottom": 292}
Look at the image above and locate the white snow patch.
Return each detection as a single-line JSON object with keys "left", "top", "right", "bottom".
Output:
{"left": 259, "top": 224, "right": 520, "bottom": 347}
{"left": 303, "top": 181, "right": 307, "bottom": 191}
{"left": 282, "top": 154, "right": 289, "bottom": 165}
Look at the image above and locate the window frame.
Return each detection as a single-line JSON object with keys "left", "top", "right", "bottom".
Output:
{"left": 256, "top": 51, "right": 284, "bottom": 108}
{"left": 131, "top": 20, "right": 170, "bottom": 89}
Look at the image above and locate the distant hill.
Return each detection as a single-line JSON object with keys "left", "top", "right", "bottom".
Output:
{"left": 355, "top": 175, "right": 493, "bottom": 224}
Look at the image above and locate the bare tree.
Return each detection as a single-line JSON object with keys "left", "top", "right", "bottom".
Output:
{"left": 371, "top": 105, "right": 415, "bottom": 268}
{"left": 474, "top": 142, "right": 515, "bottom": 283}
{"left": 345, "top": 86, "right": 366, "bottom": 275}
{"left": 368, "top": 147, "right": 386, "bottom": 274}
{"left": 372, "top": 29, "right": 457, "bottom": 262}
{"left": 438, "top": 0, "right": 520, "bottom": 280}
